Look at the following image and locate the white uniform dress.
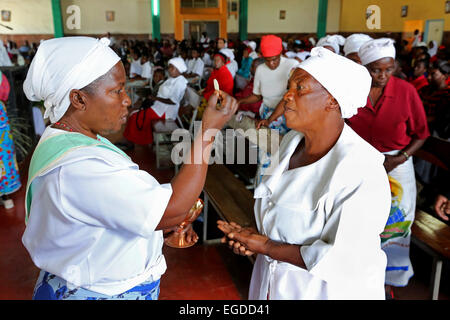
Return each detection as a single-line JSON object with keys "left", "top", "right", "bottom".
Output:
{"left": 22, "top": 127, "right": 173, "bottom": 296}
{"left": 249, "top": 124, "right": 391, "bottom": 300}
{"left": 151, "top": 75, "right": 188, "bottom": 120}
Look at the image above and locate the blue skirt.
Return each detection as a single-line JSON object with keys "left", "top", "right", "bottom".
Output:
{"left": 0, "top": 102, "right": 21, "bottom": 196}
{"left": 32, "top": 270, "right": 160, "bottom": 300}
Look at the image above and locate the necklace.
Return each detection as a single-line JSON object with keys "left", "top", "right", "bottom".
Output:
{"left": 53, "top": 121, "right": 74, "bottom": 132}
{"left": 53, "top": 121, "right": 101, "bottom": 141}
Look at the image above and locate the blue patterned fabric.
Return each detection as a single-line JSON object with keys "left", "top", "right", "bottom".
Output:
{"left": 0, "top": 102, "right": 21, "bottom": 196}
{"left": 33, "top": 270, "right": 160, "bottom": 300}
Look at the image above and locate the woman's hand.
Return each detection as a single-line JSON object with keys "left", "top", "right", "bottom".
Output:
{"left": 201, "top": 91, "right": 239, "bottom": 132}
{"left": 383, "top": 154, "right": 405, "bottom": 173}
{"left": 184, "top": 225, "right": 199, "bottom": 245}
{"left": 255, "top": 119, "right": 270, "bottom": 129}
{"left": 217, "top": 220, "right": 269, "bottom": 256}
{"left": 434, "top": 194, "right": 450, "bottom": 221}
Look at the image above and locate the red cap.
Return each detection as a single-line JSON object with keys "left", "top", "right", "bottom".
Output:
{"left": 260, "top": 35, "right": 282, "bottom": 57}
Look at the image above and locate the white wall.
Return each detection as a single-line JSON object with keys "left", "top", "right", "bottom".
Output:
{"left": 60, "top": 0, "right": 152, "bottom": 34}
{"left": 247, "top": 0, "right": 319, "bottom": 33}
{"left": 0, "top": 0, "right": 53, "bottom": 34}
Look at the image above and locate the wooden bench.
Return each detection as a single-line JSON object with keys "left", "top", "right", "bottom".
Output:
{"left": 411, "top": 136, "right": 450, "bottom": 300}
{"left": 411, "top": 210, "right": 450, "bottom": 300}
{"left": 202, "top": 164, "right": 256, "bottom": 249}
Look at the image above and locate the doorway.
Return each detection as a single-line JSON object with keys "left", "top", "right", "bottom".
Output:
{"left": 183, "top": 21, "right": 219, "bottom": 42}
{"left": 424, "top": 19, "right": 444, "bottom": 46}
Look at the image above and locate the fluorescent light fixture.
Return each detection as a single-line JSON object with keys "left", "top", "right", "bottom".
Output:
{"left": 152, "top": 0, "right": 159, "bottom": 16}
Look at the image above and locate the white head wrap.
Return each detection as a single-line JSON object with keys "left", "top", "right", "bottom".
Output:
{"left": 247, "top": 41, "right": 257, "bottom": 51}
{"left": 428, "top": 40, "right": 438, "bottom": 57}
{"left": 298, "top": 47, "right": 371, "bottom": 118}
{"left": 308, "top": 37, "right": 317, "bottom": 46}
{"left": 219, "top": 48, "right": 235, "bottom": 61}
{"left": 168, "top": 57, "right": 187, "bottom": 73}
{"left": 359, "top": 38, "right": 396, "bottom": 66}
{"left": 343, "top": 34, "right": 373, "bottom": 56}
{"left": 23, "top": 37, "right": 120, "bottom": 124}
{"left": 316, "top": 35, "right": 346, "bottom": 54}
{"left": 0, "top": 40, "right": 13, "bottom": 67}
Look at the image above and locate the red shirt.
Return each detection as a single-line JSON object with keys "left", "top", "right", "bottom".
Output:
{"left": 203, "top": 65, "right": 234, "bottom": 101}
{"left": 347, "top": 76, "right": 430, "bottom": 152}
{"left": 409, "top": 74, "right": 429, "bottom": 93}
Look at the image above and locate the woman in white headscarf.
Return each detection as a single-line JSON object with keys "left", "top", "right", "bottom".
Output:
{"left": 316, "top": 34, "right": 346, "bottom": 55}
{"left": 0, "top": 40, "right": 13, "bottom": 67}
{"left": 347, "top": 38, "right": 429, "bottom": 298}
{"left": 123, "top": 57, "right": 188, "bottom": 145}
{"left": 218, "top": 47, "right": 391, "bottom": 300}
{"left": 343, "top": 34, "right": 373, "bottom": 64}
{"left": 22, "top": 37, "right": 238, "bottom": 300}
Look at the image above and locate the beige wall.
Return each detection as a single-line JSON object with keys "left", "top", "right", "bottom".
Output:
{"left": 61, "top": 0, "right": 152, "bottom": 35}
{"left": 160, "top": 0, "right": 175, "bottom": 35}
{"left": 0, "top": 0, "right": 53, "bottom": 35}
{"left": 340, "top": 0, "right": 450, "bottom": 32}
{"left": 248, "top": 0, "right": 319, "bottom": 34}
{"left": 326, "top": 0, "right": 341, "bottom": 33}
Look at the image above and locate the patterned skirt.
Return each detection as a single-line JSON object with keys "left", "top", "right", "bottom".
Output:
{"left": 381, "top": 151, "right": 416, "bottom": 287}
{"left": 0, "top": 102, "right": 21, "bottom": 196}
{"left": 32, "top": 270, "right": 161, "bottom": 300}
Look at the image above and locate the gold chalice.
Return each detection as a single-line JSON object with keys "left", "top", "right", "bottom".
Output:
{"left": 164, "top": 199, "right": 204, "bottom": 248}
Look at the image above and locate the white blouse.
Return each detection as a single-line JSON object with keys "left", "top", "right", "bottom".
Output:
{"left": 22, "top": 127, "right": 173, "bottom": 296}
{"left": 151, "top": 75, "right": 188, "bottom": 120}
{"left": 249, "top": 124, "right": 391, "bottom": 300}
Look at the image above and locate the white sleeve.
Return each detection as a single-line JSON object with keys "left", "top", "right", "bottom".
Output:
{"left": 59, "top": 157, "right": 172, "bottom": 238}
{"left": 193, "top": 59, "right": 204, "bottom": 77}
{"left": 253, "top": 67, "right": 262, "bottom": 96}
{"left": 141, "top": 63, "right": 152, "bottom": 79}
{"left": 172, "top": 79, "right": 188, "bottom": 104}
{"left": 300, "top": 165, "right": 390, "bottom": 295}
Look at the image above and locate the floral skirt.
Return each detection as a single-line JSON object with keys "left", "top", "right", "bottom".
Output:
{"left": 381, "top": 151, "right": 416, "bottom": 287}
{"left": 32, "top": 270, "right": 160, "bottom": 300}
{"left": 0, "top": 102, "right": 21, "bottom": 196}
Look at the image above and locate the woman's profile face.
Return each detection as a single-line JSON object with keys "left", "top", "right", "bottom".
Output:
{"left": 168, "top": 64, "right": 180, "bottom": 77}
{"left": 80, "top": 62, "right": 131, "bottom": 136}
{"left": 282, "top": 68, "right": 333, "bottom": 131}
{"left": 366, "top": 57, "right": 395, "bottom": 88}
{"left": 213, "top": 55, "right": 225, "bottom": 69}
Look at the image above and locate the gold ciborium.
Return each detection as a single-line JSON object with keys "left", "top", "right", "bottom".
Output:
{"left": 164, "top": 199, "right": 204, "bottom": 248}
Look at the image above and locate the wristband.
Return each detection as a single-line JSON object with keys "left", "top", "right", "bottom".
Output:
{"left": 401, "top": 151, "right": 410, "bottom": 160}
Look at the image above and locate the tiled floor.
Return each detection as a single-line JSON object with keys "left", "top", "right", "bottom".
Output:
{"left": 0, "top": 143, "right": 448, "bottom": 300}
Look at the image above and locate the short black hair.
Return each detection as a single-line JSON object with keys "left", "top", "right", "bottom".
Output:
{"left": 431, "top": 59, "right": 450, "bottom": 75}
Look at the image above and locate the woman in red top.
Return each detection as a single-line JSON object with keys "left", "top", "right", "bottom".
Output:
{"left": 347, "top": 38, "right": 430, "bottom": 298}
{"left": 203, "top": 52, "right": 234, "bottom": 101}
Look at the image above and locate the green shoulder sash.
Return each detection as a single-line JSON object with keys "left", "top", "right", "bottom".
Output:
{"left": 25, "top": 132, "right": 130, "bottom": 224}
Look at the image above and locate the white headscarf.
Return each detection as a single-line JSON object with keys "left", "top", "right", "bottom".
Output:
{"left": 247, "top": 41, "right": 257, "bottom": 51}
{"left": 0, "top": 40, "right": 13, "bottom": 67}
{"left": 23, "top": 37, "right": 120, "bottom": 124}
{"left": 428, "top": 40, "right": 438, "bottom": 57}
{"left": 168, "top": 57, "right": 187, "bottom": 74}
{"left": 358, "top": 38, "right": 396, "bottom": 66}
{"left": 343, "top": 34, "right": 373, "bottom": 56}
{"left": 219, "top": 48, "right": 235, "bottom": 61}
{"left": 298, "top": 47, "right": 371, "bottom": 118}
{"left": 316, "top": 35, "right": 346, "bottom": 55}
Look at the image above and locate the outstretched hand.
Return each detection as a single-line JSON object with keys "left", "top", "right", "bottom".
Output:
{"left": 217, "top": 220, "right": 269, "bottom": 256}
{"left": 202, "top": 91, "right": 239, "bottom": 132}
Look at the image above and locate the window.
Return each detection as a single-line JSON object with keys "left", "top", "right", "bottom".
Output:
{"left": 181, "top": 0, "right": 219, "bottom": 8}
